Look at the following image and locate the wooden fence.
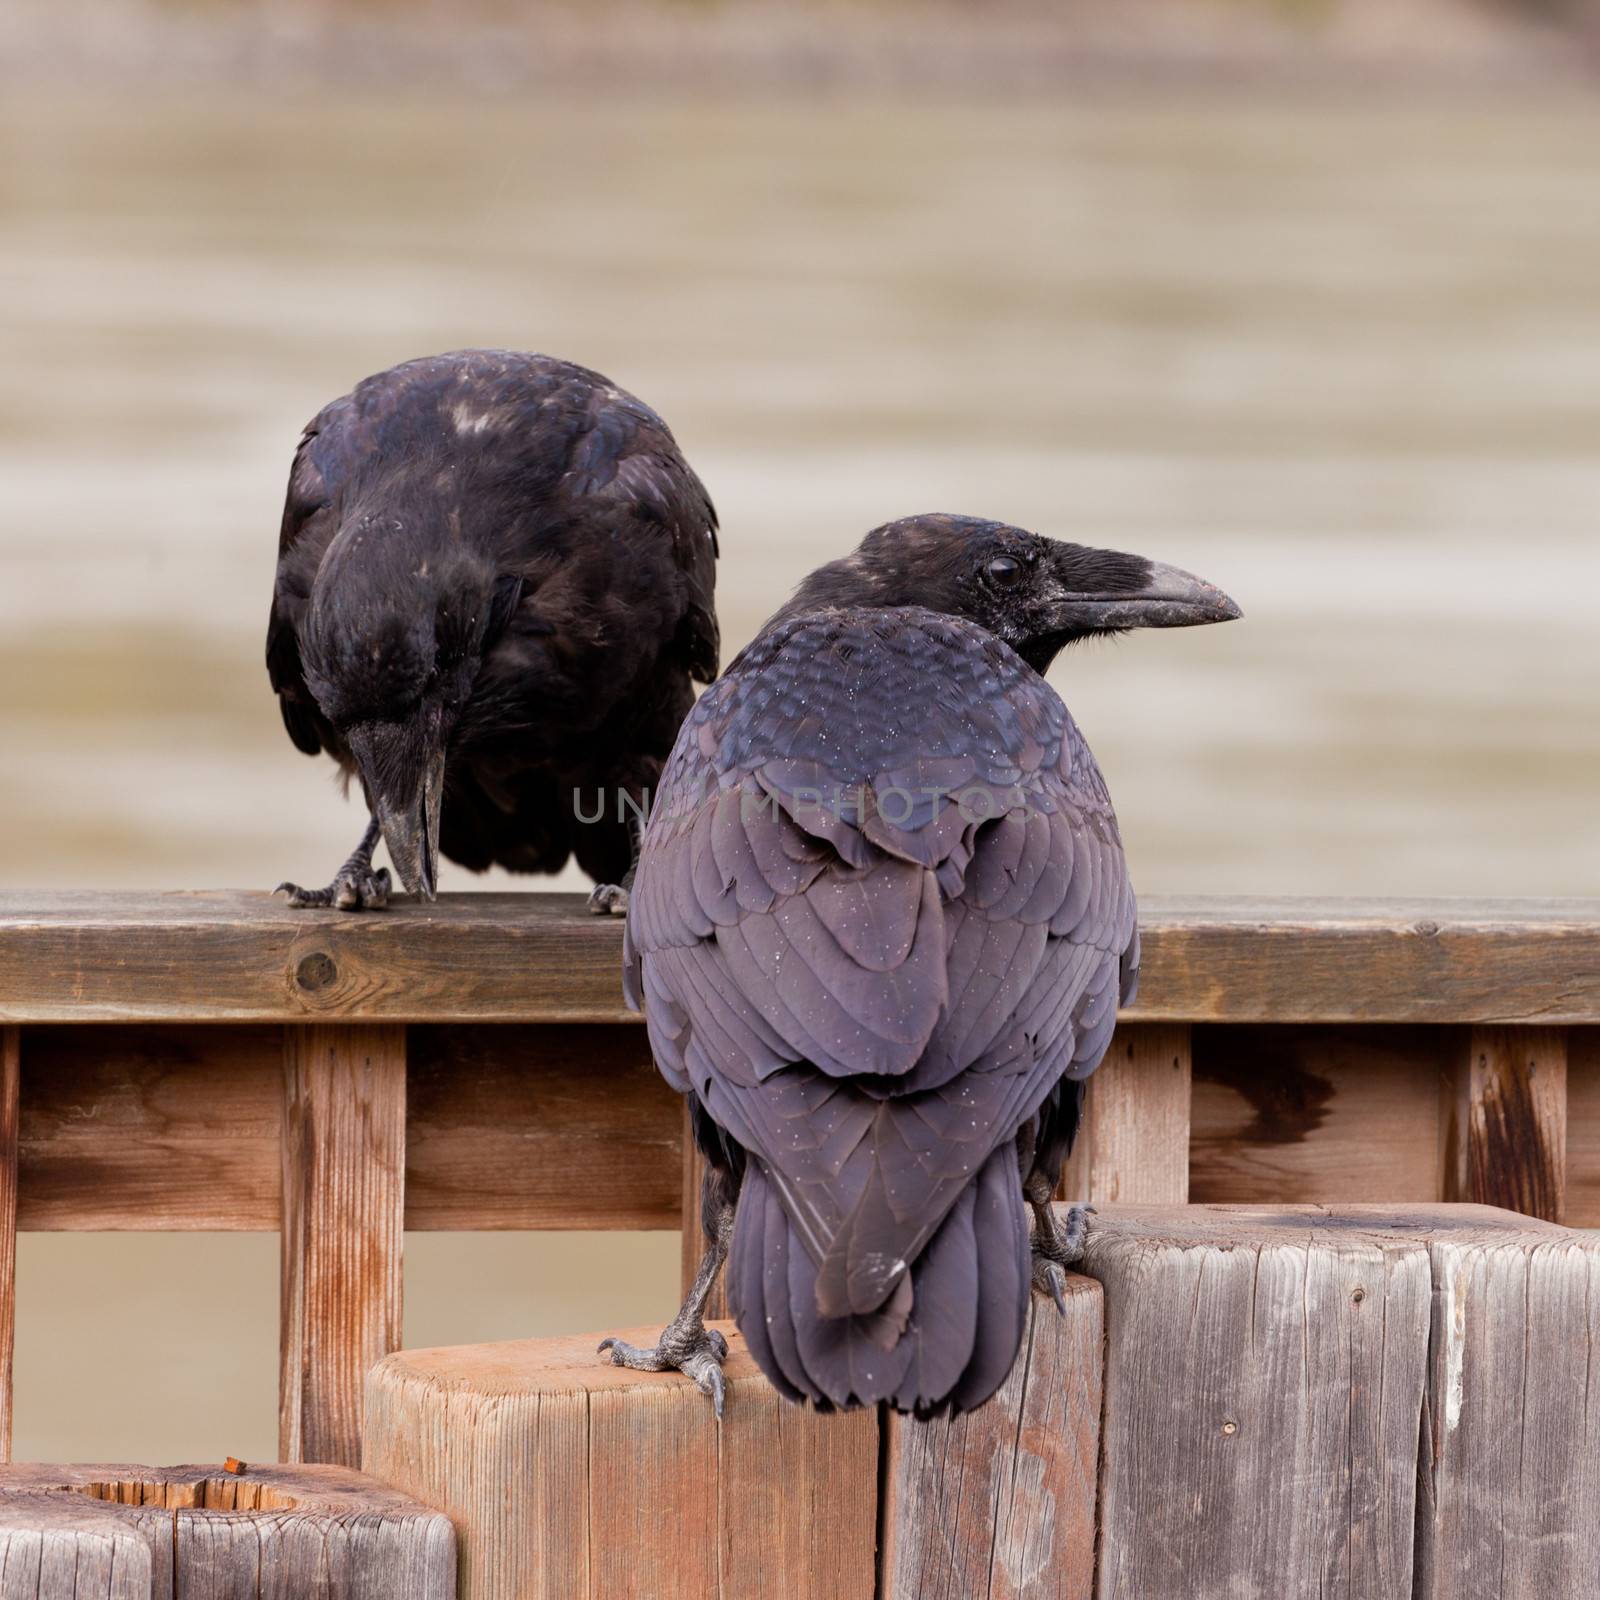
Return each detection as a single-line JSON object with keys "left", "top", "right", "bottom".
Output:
{"left": 0, "top": 891, "right": 1596, "bottom": 1468}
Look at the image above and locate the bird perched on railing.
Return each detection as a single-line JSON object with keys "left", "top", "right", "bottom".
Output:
{"left": 606, "top": 514, "right": 1238, "bottom": 1413}
{"left": 265, "top": 349, "right": 718, "bottom": 912}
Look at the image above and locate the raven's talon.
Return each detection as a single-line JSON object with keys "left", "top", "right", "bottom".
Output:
{"left": 1032, "top": 1257, "right": 1069, "bottom": 1316}
{"left": 587, "top": 882, "right": 630, "bottom": 916}
{"left": 596, "top": 1325, "right": 729, "bottom": 1416}
{"left": 276, "top": 866, "right": 391, "bottom": 913}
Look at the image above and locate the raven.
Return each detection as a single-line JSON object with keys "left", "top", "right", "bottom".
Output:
{"left": 266, "top": 350, "right": 718, "bottom": 912}
{"left": 606, "top": 514, "right": 1238, "bottom": 1413}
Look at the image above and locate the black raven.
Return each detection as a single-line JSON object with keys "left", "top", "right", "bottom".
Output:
{"left": 606, "top": 514, "right": 1238, "bottom": 1413}
{"left": 266, "top": 350, "right": 718, "bottom": 911}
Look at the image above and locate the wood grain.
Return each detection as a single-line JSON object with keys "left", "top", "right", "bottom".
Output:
{"left": 1566, "top": 1028, "right": 1600, "bottom": 1228}
{"left": 0, "top": 1030, "right": 16, "bottom": 1463}
{"left": 882, "top": 1278, "right": 1102, "bottom": 1600}
{"left": 16, "top": 1027, "right": 282, "bottom": 1231}
{"left": 1191, "top": 1025, "right": 1446, "bottom": 1207}
{"left": 363, "top": 1325, "right": 878, "bottom": 1600}
{"left": 1083, "top": 1204, "right": 1437, "bottom": 1600}
{"left": 1441, "top": 1025, "right": 1568, "bottom": 1221}
{"left": 10, "top": 1024, "right": 680, "bottom": 1234}
{"left": 0, "top": 1463, "right": 453, "bottom": 1599}
{"left": 1414, "top": 1226, "right": 1600, "bottom": 1598}
{"left": 0, "top": 1495, "right": 151, "bottom": 1598}
{"left": 1062, "top": 1023, "right": 1190, "bottom": 1203}
{"left": 2, "top": 893, "right": 1598, "bottom": 1024}
{"left": 280, "top": 1026, "right": 406, "bottom": 1466}
{"left": 406, "top": 1025, "right": 680, "bottom": 1230}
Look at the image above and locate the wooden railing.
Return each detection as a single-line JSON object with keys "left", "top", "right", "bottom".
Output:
{"left": 0, "top": 892, "right": 1596, "bottom": 1467}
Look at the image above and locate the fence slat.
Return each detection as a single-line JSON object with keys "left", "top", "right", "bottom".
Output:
{"left": 5, "top": 893, "right": 1600, "bottom": 1025}
{"left": 882, "top": 1280, "right": 1102, "bottom": 1600}
{"left": 0, "top": 1028, "right": 17, "bottom": 1461}
{"left": 280, "top": 1024, "right": 406, "bottom": 1465}
{"left": 1063, "top": 1022, "right": 1191, "bottom": 1204}
{"left": 1442, "top": 1025, "right": 1568, "bottom": 1221}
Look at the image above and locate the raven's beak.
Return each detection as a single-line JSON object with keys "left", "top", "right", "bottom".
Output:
{"left": 1042, "top": 554, "right": 1242, "bottom": 635}
{"left": 345, "top": 712, "right": 446, "bottom": 902}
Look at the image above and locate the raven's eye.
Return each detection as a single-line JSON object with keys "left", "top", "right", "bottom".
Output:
{"left": 984, "top": 556, "right": 1023, "bottom": 589}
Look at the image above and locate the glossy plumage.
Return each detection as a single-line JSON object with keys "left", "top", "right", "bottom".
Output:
{"left": 626, "top": 604, "right": 1138, "bottom": 1412}
{"left": 266, "top": 349, "right": 718, "bottom": 890}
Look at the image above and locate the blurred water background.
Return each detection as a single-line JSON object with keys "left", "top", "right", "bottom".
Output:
{"left": 2, "top": 0, "right": 1598, "bottom": 1461}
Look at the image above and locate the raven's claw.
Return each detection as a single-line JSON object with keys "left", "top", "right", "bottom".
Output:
{"left": 276, "top": 865, "right": 392, "bottom": 912}
{"left": 598, "top": 1325, "right": 729, "bottom": 1417}
{"left": 587, "top": 882, "right": 630, "bottom": 916}
{"left": 1030, "top": 1201, "right": 1095, "bottom": 1311}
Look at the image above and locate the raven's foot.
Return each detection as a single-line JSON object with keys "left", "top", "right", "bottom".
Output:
{"left": 587, "top": 882, "right": 629, "bottom": 916}
{"left": 276, "top": 865, "right": 392, "bottom": 912}
{"left": 1031, "top": 1202, "right": 1095, "bottom": 1315}
{"left": 598, "top": 1324, "right": 729, "bottom": 1416}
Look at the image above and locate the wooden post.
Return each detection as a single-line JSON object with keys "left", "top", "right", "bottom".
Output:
{"left": 1062, "top": 1022, "right": 1191, "bottom": 1203}
{"left": 0, "top": 1496, "right": 151, "bottom": 1598}
{"left": 1415, "top": 1220, "right": 1600, "bottom": 1597}
{"left": 0, "top": 1028, "right": 17, "bottom": 1463}
{"left": 364, "top": 1325, "right": 878, "bottom": 1600}
{"left": 281, "top": 1025, "right": 407, "bottom": 1466}
{"left": 1083, "top": 1205, "right": 1433, "bottom": 1598}
{"left": 679, "top": 1101, "right": 729, "bottom": 1319}
{"left": 1441, "top": 1025, "right": 1568, "bottom": 1221}
{"left": 0, "top": 1463, "right": 453, "bottom": 1598}
{"left": 881, "top": 1278, "right": 1103, "bottom": 1600}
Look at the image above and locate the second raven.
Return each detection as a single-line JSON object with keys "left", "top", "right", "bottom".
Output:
{"left": 266, "top": 349, "right": 718, "bottom": 911}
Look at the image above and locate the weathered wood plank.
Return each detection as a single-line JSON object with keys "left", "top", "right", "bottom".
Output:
{"left": 2, "top": 893, "right": 1598, "bottom": 1024}
{"left": 1062, "top": 1022, "right": 1190, "bottom": 1203}
{"left": 1191, "top": 1025, "right": 1446, "bottom": 1207}
{"left": 1441, "top": 1025, "right": 1567, "bottom": 1221}
{"left": 16, "top": 1027, "right": 282, "bottom": 1231}
{"left": 882, "top": 1279, "right": 1102, "bottom": 1600}
{"left": 406, "top": 1025, "right": 680, "bottom": 1230}
{"left": 1566, "top": 1028, "right": 1600, "bottom": 1228}
{"left": 1414, "top": 1226, "right": 1600, "bottom": 1598}
{"left": 364, "top": 1325, "right": 878, "bottom": 1600}
{"left": 0, "top": 1496, "right": 151, "bottom": 1599}
{"left": 0, "top": 1030, "right": 16, "bottom": 1463}
{"left": 0, "top": 1464, "right": 453, "bottom": 1599}
{"left": 12, "top": 1024, "right": 680, "bottom": 1234}
{"left": 1083, "top": 1204, "right": 1436, "bottom": 1600}
{"left": 280, "top": 1026, "right": 406, "bottom": 1466}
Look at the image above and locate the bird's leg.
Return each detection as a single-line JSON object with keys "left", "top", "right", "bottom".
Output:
{"left": 598, "top": 1197, "right": 734, "bottom": 1416}
{"left": 586, "top": 788, "right": 644, "bottom": 917}
{"left": 275, "top": 817, "right": 393, "bottom": 912}
{"left": 1024, "top": 1169, "right": 1094, "bottom": 1316}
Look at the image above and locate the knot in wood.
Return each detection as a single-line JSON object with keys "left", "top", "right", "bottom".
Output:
{"left": 296, "top": 952, "right": 338, "bottom": 992}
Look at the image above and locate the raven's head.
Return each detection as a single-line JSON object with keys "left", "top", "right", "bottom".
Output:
{"left": 300, "top": 520, "right": 521, "bottom": 899}
{"left": 781, "top": 513, "right": 1240, "bottom": 673}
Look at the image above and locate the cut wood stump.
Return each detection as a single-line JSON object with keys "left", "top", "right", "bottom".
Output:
{"left": 0, "top": 1495, "right": 151, "bottom": 1598}
{"left": 0, "top": 1463, "right": 453, "bottom": 1599}
{"left": 1414, "top": 1216, "right": 1600, "bottom": 1599}
{"left": 882, "top": 1278, "right": 1103, "bottom": 1600}
{"left": 364, "top": 1323, "right": 877, "bottom": 1600}
{"left": 1080, "top": 1203, "right": 1600, "bottom": 1600}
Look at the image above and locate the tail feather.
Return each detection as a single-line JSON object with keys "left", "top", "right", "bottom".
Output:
{"left": 729, "top": 1144, "right": 1031, "bottom": 1413}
